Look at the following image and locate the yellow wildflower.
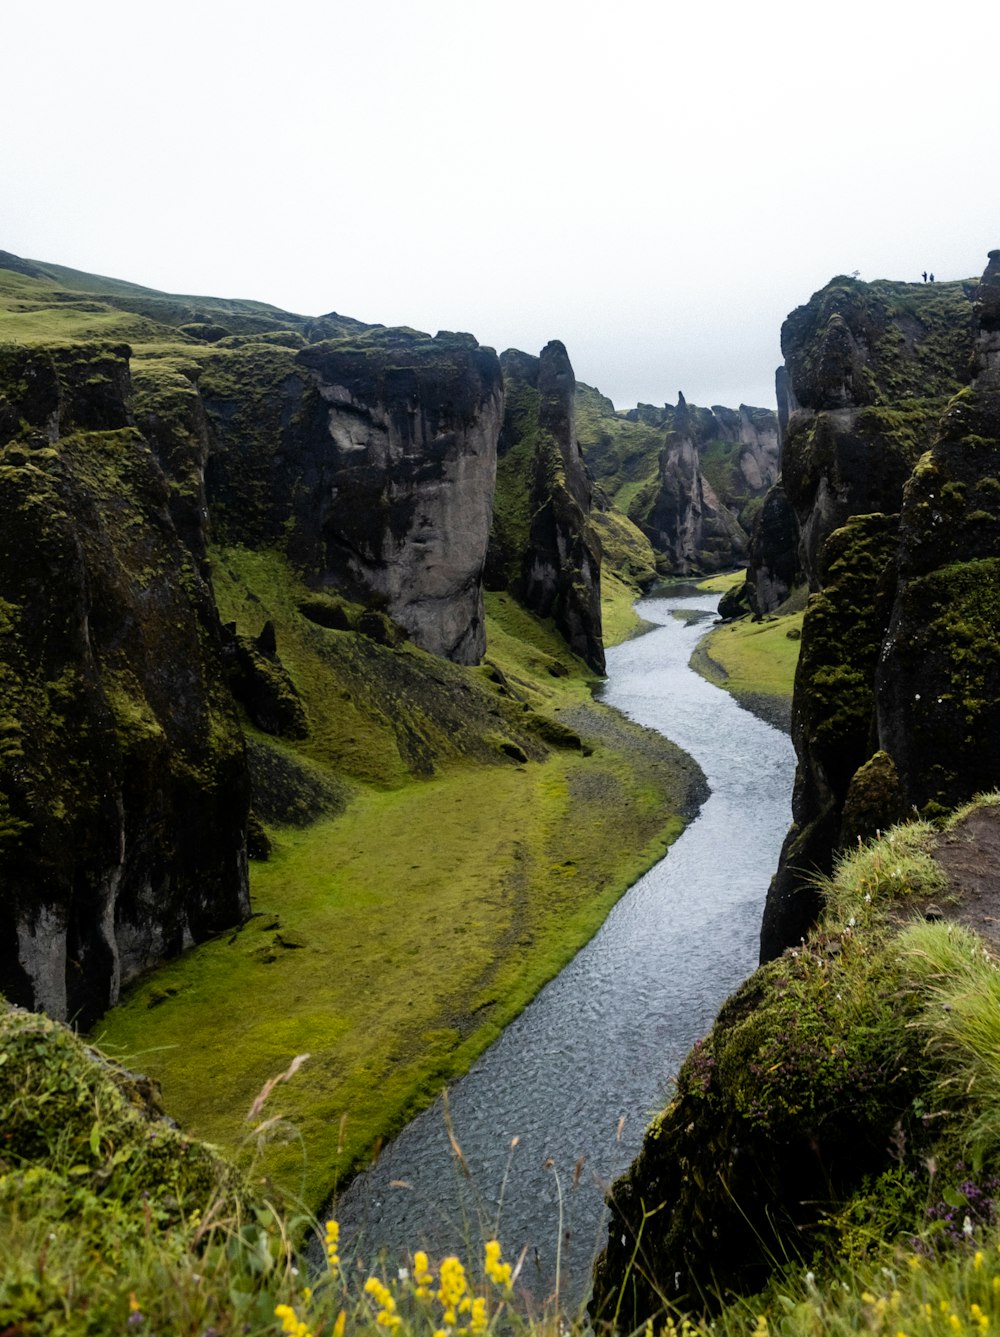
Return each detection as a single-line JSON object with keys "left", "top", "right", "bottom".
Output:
{"left": 438, "top": 1255, "right": 468, "bottom": 1323}
{"left": 470, "top": 1296, "right": 488, "bottom": 1334}
{"left": 333, "top": 1313, "right": 346, "bottom": 1337}
{"left": 752, "top": 1316, "right": 769, "bottom": 1337}
{"left": 325, "top": 1219, "right": 341, "bottom": 1271}
{"left": 414, "top": 1249, "right": 435, "bottom": 1299}
{"left": 976, "top": 1251, "right": 986, "bottom": 1270}
{"left": 364, "top": 1276, "right": 401, "bottom": 1329}
{"left": 484, "top": 1240, "right": 512, "bottom": 1290}
{"left": 274, "top": 1303, "right": 313, "bottom": 1337}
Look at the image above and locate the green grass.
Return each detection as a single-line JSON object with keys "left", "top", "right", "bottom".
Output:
{"left": 695, "top": 569, "right": 746, "bottom": 595}
{"left": 600, "top": 568, "right": 652, "bottom": 646}
{"left": 700, "top": 612, "right": 804, "bottom": 699}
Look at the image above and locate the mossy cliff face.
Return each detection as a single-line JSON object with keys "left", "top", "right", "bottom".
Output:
{"left": 638, "top": 394, "right": 755, "bottom": 574}
{"left": 759, "top": 514, "right": 898, "bottom": 958}
{"left": 762, "top": 254, "right": 1000, "bottom": 956}
{"left": 876, "top": 251, "right": 1000, "bottom": 814}
{"left": 745, "top": 480, "right": 800, "bottom": 614}
{"left": 779, "top": 274, "right": 974, "bottom": 588}
{"left": 202, "top": 329, "right": 503, "bottom": 666}
{"left": 0, "top": 344, "right": 249, "bottom": 1027}
{"left": 575, "top": 388, "right": 778, "bottom": 576}
{"left": 489, "top": 343, "right": 605, "bottom": 671}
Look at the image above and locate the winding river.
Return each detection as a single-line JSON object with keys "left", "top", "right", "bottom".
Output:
{"left": 323, "top": 588, "right": 796, "bottom": 1305}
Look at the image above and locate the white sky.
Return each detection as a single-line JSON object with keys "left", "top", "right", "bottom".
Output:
{"left": 2, "top": 0, "right": 998, "bottom": 410}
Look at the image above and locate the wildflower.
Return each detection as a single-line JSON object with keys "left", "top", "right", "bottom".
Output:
{"left": 438, "top": 1256, "right": 468, "bottom": 1324}
{"left": 470, "top": 1296, "right": 488, "bottom": 1334}
{"left": 324, "top": 1220, "right": 341, "bottom": 1271}
{"left": 751, "top": 1316, "right": 769, "bottom": 1337}
{"left": 414, "top": 1249, "right": 435, "bottom": 1299}
{"left": 975, "top": 1251, "right": 985, "bottom": 1270}
{"left": 484, "top": 1240, "right": 512, "bottom": 1290}
{"left": 364, "top": 1277, "right": 402, "bottom": 1330}
{"left": 274, "top": 1303, "right": 313, "bottom": 1337}
{"left": 333, "top": 1313, "right": 346, "bottom": 1337}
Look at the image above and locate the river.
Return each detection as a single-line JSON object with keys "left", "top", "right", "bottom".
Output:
{"left": 321, "top": 588, "right": 796, "bottom": 1307}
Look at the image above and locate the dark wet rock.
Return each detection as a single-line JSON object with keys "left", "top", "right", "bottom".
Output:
{"left": 746, "top": 481, "right": 801, "bottom": 615}
{"left": 0, "top": 345, "right": 250, "bottom": 1027}
{"left": 763, "top": 252, "right": 1000, "bottom": 957}
{"left": 489, "top": 343, "right": 605, "bottom": 672}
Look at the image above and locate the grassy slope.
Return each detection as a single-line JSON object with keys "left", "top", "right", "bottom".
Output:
{"left": 689, "top": 572, "right": 803, "bottom": 724}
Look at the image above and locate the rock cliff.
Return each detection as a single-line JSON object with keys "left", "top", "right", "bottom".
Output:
{"left": 202, "top": 329, "right": 502, "bottom": 666}
{"left": 576, "top": 389, "right": 779, "bottom": 575}
{"left": 0, "top": 343, "right": 249, "bottom": 1028}
{"left": 761, "top": 257, "right": 1000, "bottom": 958}
{"left": 488, "top": 343, "right": 605, "bottom": 672}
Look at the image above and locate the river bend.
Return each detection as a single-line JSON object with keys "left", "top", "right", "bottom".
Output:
{"left": 325, "top": 589, "right": 796, "bottom": 1304}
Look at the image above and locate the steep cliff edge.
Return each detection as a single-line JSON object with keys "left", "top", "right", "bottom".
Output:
{"left": 202, "top": 328, "right": 502, "bottom": 666}
{"left": 488, "top": 343, "right": 605, "bottom": 672}
{"left": 761, "top": 257, "right": 999, "bottom": 957}
{"left": 0, "top": 343, "right": 249, "bottom": 1028}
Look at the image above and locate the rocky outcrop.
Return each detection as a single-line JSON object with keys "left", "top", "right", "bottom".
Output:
{"left": 489, "top": 343, "right": 605, "bottom": 672}
{"left": 745, "top": 481, "right": 801, "bottom": 615}
{"left": 779, "top": 274, "right": 974, "bottom": 588}
{"left": 577, "top": 391, "right": 779, "bottom": 576}
{"left": 638, "top": 395, "right": 750, "bottom": 573}
{"left": 875, "top": 251, "right": 1000, "bottom": 816}
{"left": 203, "top": 329, "right": 503, "bottom": 666}
{"left": 759, "top": 513, "right": 899, "bottom": 957}
{"left": 762, "top": 255, "right": 1000, "bottom": 957}
{"left": 0, "top": 344, "right": 250, "bottom": 1027}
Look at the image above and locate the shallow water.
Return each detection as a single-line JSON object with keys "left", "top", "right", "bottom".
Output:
{"left": 323, "top": 590, "right": 795, "bottom": 1305}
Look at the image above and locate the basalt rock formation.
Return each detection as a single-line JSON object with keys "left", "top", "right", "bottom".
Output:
{"left": 761, "top": 255, "right": 1000, "bottom": 959}
{"left": 576, "top": 388, "right": 779, "bottom": 575}
{"left": 203, "top": 329, "right": 503, "bottom": 666}
{"left": 488, "top": 343, "right": 605, "bottom": 672}
{"left": 0, "top": 343, "right": 249, "bottom": 1028}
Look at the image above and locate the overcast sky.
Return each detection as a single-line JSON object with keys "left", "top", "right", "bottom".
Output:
{"left": 3, "top": 0, "right": 998, "bottom": 410}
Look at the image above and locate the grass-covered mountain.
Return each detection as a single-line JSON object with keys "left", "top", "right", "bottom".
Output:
{"left": 0, "top": 250, "right": 705, "bottom": 1210}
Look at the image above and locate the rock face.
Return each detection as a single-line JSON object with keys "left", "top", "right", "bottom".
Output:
{"left": 778, "top": 274, "right": 973, "bottom": 588}
{"left": 203, "top": 329, "right": 503, "bottom": 666}
{"left": 576, "top": 391, "right": 779, "bottom": 576}
{"left": 0, "top": 344, "right": 250, "bottom": 1027}
{"left": 745, "top": 481, "right": 801, "bottom": 614}
{"left": 761, "top": 257, "right": 1000, "bottom": 958}
{"left": 638, "top": 395, "right": 755, "bottom": 573}
{"left": 489, "top": 343, "right": 605, "bottom": 672}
